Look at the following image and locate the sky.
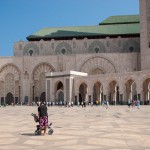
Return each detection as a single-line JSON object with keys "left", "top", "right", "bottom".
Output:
{"left": 0, "top": 0, "right": 139, "bottom": 56}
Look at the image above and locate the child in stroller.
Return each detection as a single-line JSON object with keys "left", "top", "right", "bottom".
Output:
{"left": 31, "top": 113, "right": 54, "bottom": 135}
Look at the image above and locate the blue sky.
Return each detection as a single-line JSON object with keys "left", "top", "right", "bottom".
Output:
{"left": 0, "top": 0, "right": 139, "bottom": 56}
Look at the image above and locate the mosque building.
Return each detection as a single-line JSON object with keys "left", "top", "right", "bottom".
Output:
{"left": 0, "top": 0, "right": 150, "bottom": 105}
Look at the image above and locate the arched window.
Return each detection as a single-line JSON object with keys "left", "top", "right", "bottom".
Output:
{"left": 129, "top": 46, "right": 134, "bottom": 52}
{"left": 61, "top": 48, "right": 67, "bottom": 54}
{"left": 94, "top": 47, "right": 100, "bottom": 53}
{"left": 29, "top": 50, "right": 33, "bottom": 56}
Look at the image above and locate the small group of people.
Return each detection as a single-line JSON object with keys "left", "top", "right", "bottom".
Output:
{"left": 127, "top": 99, "right": 141, "bottom": 109}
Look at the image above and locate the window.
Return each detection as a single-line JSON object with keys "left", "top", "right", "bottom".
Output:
{"left": 94, "top": 47, "right": 100, "bottom": 53}
{"left": 61, "top": 48, "right": 66, "bottom": 54}
{"left": 29, "top": 50, "right": 33, "bottom": 56}
{"left": 129, "top": 46, "right": 134, "bottom": 52}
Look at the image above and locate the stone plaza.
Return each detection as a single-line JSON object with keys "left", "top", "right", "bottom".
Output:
{"left": 0, "top": 105, "right": 150, "bottom": 150}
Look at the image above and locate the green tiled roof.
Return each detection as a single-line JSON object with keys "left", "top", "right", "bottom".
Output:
{"left": 27, "top": 15, "right": 140, "bottom": 40}
{"left": 99, "top": 15, "right": 139, "bottom": 25}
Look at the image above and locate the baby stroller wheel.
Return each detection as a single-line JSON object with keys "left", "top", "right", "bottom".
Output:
{"left": 48, "top": 129, "right": 54, "bottom": 135}
{"left": 35, "top": 130, "right": 40, "bottom": 135}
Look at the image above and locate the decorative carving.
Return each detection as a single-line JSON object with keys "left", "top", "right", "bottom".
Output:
{"left": 55, "top": 42, "right": 72, "bottom": 54}
{"left": 88, "top": 41, "right": 105, "bottom": 53}
{"left": 122, "top": 40, "right": 140, "bottom": 52}
{"left": 23, "top": 43, "right": 39, "bottom": 56}
{"left": 80, "top": 56, "right": 116, "bottom": 74}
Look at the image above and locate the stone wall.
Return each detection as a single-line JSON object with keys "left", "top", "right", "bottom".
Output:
{"left": 14, "top": 37, "right": 140, "bottom": 56}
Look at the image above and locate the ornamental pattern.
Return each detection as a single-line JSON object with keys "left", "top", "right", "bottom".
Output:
{"left": 5, "top": 73, "right": 14, "bottom": 95}
{"left": 88, "top": 41, "right": 105, "bottom": 53}
{"left": 23, "top": 43, "right": 39, "bottom": 56}
{"left": 55, "top": 42, "right": 72, "bottom": 54}
{"left": 122, "top": 40, "right": 140, "bottom": 52}
{"left": 80, "top": 56, "right": 116, "bottom": 74}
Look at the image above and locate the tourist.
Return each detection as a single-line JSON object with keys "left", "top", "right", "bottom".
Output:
{"left": 71, "top": 101, "right": 74, "bottom": 107}
{"left": 38, "top": 101, "right": 48, "bottom": 135}
{"left": 137, "top": 99, "right": 140, "bottom": 109}
{"left": 127, "top": 99, "right": 131, "bottom": 108}
{"left": 78, "top": 101, "right": 80, "bottom": 107}
{"left": 106, "top": 100, "right": 109, "bottom": 109}
{"left": 81, "top": 101, "right": 84, "bottom": 107}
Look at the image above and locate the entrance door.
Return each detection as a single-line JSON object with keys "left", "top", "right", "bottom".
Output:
{"left": 40, "top": 92, "right": 46, "bottom": 102}
{"left": 58, "top": 91, "right": 64, "bottom": 103}
{"left": 6, "top": 92, "right": 14, "bottom": 105}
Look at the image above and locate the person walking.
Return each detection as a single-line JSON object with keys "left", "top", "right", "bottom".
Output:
{"left": 38, "top": 101, "right": 48, "bottom": 135}
{"left": 127, "top": 99, "right": 131, "bottom": 108}
{"left": 137, "top": 99, "right": 140, "bottom": 109}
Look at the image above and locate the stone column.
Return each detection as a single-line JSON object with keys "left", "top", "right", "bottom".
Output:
{"left": 14, "top": 81, "right": 15, "bottom": 104}
{"left": 103, "top": 83, "right": 109, "bottom": 103}
{"left": 46, "top": 79, "right": 50, "bottom": 102}
{"left": 50, "top": 79, "right": 54, "bottom": 102}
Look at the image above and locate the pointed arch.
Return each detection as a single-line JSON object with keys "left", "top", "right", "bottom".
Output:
{"left": 80, "top": 56, "right": 117, "bottom": 74}
{"left": 33, "top": 62, "right": 55, "bottom": 101}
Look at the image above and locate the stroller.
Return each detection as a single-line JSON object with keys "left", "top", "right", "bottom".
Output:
{"left": 31, "top": 113, "right": 54, "bottom": 135}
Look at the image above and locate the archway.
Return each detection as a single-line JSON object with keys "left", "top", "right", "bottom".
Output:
{"left": 6, "top": 92, "right": 14, "bottom": 105}
{"left": 143, "top": 78, "right": 150, "bottom": 105}
{"left": 56, "top": 90, "right": 64, "bottom": 103}
{"left": 55, "top": 81, "right": 64, "bottom": 104}
{"left": 93, "top": 82, "right": 103, "bottom": 104}
{"left": 40, "top": 92, "right": 46, "bottom": 102}
{"left": 33, "top": 63, "right": 55, "bottom": 102}
{"left": 79, "top": 83, "right": 88, "bottom": 104}
{"left": 126, "top": 79, "right": 137, "bottom": 102}
{"left": 80, "top": 56, "right": 116, "bottom": 74}
{"left": 109, "top": 81, "right": 119, "bottom": 105}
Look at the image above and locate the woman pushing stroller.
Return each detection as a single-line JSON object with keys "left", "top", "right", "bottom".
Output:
{"left": 38, "top": 101, "right": 48, "bottom": 136}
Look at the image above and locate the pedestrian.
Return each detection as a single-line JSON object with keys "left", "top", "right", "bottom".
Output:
{"left": 137, "top": 99, "right": 140, "bottom": 109}
{"left": 106, "top": 100, "right": 109, "bottom": 109}
{"left": 128, "top": 99, "right": 131, "bottom": 108}
{"left": 38, "top": 101, "right": 48, "bottom": 135}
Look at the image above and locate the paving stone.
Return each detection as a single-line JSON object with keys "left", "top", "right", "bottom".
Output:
{"left": 0, "top": 106, "right": 150, "bottom": 149}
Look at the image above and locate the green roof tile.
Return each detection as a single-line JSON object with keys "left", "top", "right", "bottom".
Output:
{"left": 27, "top": 15, "right": 140, "bottom": 40}
{"left": 99, "top": 15, "right": 139, "bottom": 25}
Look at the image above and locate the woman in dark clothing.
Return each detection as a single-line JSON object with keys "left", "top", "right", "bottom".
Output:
{"left": 38, "top": 102, "right": 48, "bottom": 135}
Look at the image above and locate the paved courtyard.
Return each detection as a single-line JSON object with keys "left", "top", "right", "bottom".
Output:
{"left": 0, "top": 105, "right": 150, "bottom": 150}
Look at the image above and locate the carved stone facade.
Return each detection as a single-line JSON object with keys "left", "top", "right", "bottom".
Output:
{"left": 0, "top": 0, "right": 150, "bottom": 105}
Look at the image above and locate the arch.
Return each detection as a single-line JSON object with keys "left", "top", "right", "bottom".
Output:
{"left": 0, "top": 63, "right": 21, "bottom": 80}
{"left": 125, "top": 79, "right": 137, "bottom": 101}
{"left": 23, "top": 43, "right": 39, "bottom": 56}
{"left": 143, "top": 78, "right": 150, "bottom": 104}
{"left": 93, "top": 82, "right": 103, "bottom": 104}
{"left": 40, "top": 92, "right": 46, "bottom": 102}
{"left": 88, "top": 41, "right": 105, "bottom": 53}
{"left": 79, "top": 83, "right": 88, "bottom": 104}
{"left": 56, "top": 89, "right": 64, "bottom": 103}
{"left": 80, "top": 56, "right": 116, "bottom": 74}
{"left": 55, "top": 81, "right": 64, "bottom": 103}
{"left": 6, "top": 92, "right": 14, "bottom": 105}
{"left": 109, "top": 80, "right": 119, "bottom": 105}
{"left": 55, "top": 42, "right": 72, "bottom": 54}
{"left": 90, "top": 68, "right": 104, "bottom": 75}
{"left": 5, "top": 73, "right": 15, "bottom": 96}
{"left": 32, "top": 62, "right": 55, "bottom": 79}
{"left": 33, "top": 62, "right": 55, "bottom": 101}
{"left": 122, "top": 39, "right": 140, "bottom": 52}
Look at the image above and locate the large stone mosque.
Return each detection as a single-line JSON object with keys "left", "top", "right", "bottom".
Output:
{"left": 0, "top": 0, "right": 150, "bottom": 105}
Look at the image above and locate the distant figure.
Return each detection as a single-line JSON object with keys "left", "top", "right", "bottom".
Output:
{"left": 106, "top": 100, "right": 109, "bottom": 109}
{"left": 78, "top": 101, "right": 80, "bottom": 107}
{"left": 127, "top": 99, "right": 131, "bottom": 108}
{"left": 137, "top": 99, "right": 140, "bottom": 109}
